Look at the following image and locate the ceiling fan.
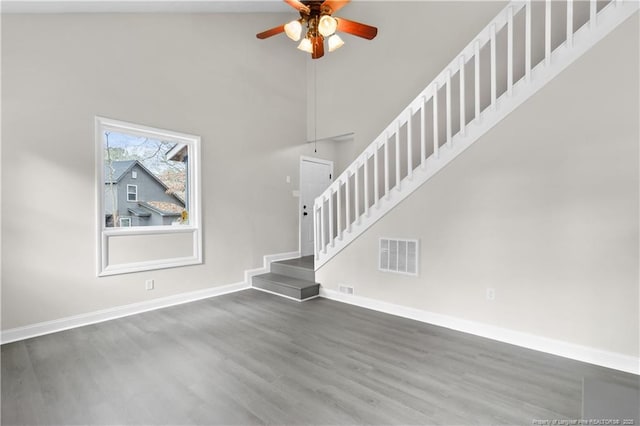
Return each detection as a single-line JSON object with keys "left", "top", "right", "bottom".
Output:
{"left": 256, "top": 0, "right": 378, "bottom": 59}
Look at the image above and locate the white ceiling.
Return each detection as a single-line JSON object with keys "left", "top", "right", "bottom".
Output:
{"left": 0, "top": 0, "right": 292, "bottom": 13}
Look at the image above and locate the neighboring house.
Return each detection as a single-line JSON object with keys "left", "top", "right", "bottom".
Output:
{"left": 104, "top": 160, "right": 185, "bottom": 227}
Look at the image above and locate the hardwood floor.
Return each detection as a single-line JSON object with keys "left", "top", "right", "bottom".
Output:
{"left": 2, "top": 289, "right": 638, "bottom": 425}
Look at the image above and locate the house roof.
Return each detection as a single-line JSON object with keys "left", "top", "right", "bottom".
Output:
{"left": 104, "top": 160, "right": 185, "bottom": 205}
{"left": 127, "top": 207, "right": 152, "bottom": 217}
{"left": 139, "top": 201, "right": 183, "bottom": 217}
{"left": 104, "top": 160, "right": 137, "bottom": 183}
{"left": 166, "top": 143, "right": 188, "bottom": 162}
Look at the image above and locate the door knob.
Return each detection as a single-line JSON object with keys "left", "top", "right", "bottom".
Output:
{"left": 303, "top": 212, "right": 308, "bottom": 216}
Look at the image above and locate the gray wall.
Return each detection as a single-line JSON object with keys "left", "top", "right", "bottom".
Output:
{"left": 1, "top": 12, "right": 318, "bottom": 329}
{"left": 317, "top": 15, "right": 640, "bottom": 357}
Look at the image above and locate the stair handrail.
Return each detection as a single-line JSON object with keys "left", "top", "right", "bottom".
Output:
{"left": 314, "top": 0, "right": 636, "bottom": 267}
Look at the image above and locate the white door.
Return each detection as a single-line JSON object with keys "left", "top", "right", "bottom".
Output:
{"left": 300, "top": 157, "right": 333, "bottom": 257}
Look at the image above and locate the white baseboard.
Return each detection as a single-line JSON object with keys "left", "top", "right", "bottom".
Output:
{"left": 1, "top": 281, "right": 249, "bottom": 344}
{"left": 1, "top": 250, "right": 300, "bottom": 345}
{"left": 320, "top": 288, "right": 640, "bottom": 376}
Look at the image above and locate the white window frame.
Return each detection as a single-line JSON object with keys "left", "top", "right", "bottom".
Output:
{"left": 126, "top": 184, "right": 138, "bottom": 202}
{"left": 131, "top": 170, "right": 137, "bottom": 179}
{"left": 95, "top": 116, "right": 202, "bottom": 277}
{"left": 119, "top": 217, "right": 132, "bottom": 227}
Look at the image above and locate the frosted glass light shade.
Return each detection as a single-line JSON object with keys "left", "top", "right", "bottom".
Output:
{"left": 284, "top": 20, "right": 302, "bottom": 41}
{"left": 328, "top": 34, "right": 344, "bottom": 52}
{"left": 318, "top": 15, "right": 338, "bottom": 37}
{"left": 297, "top": 38, "right": 313, "bottom": 53}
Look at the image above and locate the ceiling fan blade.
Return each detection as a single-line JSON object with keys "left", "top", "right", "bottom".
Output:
{"left": 321, "top": 0, "right": 349, "bottom": 14}
{"left": 256, "top": 25, "right": 285, "bottom": 39}
{"left": 284, "top": 0, "right": 310, "bottom": 13}
{"left": 312, "top": 36, "right": 325, "bottom": 59}
{"left": 336, "top": 18, "right": 378, "bottom": 40}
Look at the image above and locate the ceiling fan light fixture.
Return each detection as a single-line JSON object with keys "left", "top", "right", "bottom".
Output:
{"left": 297, "top": 37, "right": 313, "bottom": 53}
{"left": 284, "top": 19, "right": 302, "bottom": 41}
{"left": 328, "top": 34, "right": 344, "bottom": 52}
{"left": 318, "top": 15, "right": 338, "bottom": 37}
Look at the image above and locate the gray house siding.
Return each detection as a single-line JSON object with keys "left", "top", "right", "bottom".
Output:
{"left": 104, "top": 161, "right": 184, "bottom": 227}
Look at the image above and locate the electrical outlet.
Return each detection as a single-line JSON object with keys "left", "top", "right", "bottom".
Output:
{"left": 145, "top": 279, "right": 154, "bottom": 291}
{"left": 486, "top": 288, "right": 495, "bottom": 301}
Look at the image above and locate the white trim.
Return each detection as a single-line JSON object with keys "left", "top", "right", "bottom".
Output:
{"left": 95, "top": 116, "right": 202, "bottom": 276}
{"left": 299, "top": 156, "right": 334, "bottom": 257}
{"left": 99, "top": 253, "right": 201, "bottom": 277}
{"left": 320, "top": 289, "right": 640, "bottom": 375}
{"left": 118, "top": 217, "right": 132, "bottom": 227}
{"left": 1, "top": 281, "right": 249, "bottom": 344}
{"left": 126, "top": 184, "right": 137, "bottom": 202}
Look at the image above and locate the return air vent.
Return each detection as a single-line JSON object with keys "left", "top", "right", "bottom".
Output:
{"left": 339, "top": 285, "right": 354, "bottom": 295}
{"left": 379, "top": 238, "right": 418, "bottom": 276}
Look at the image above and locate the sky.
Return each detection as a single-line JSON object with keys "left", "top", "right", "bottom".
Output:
{"left": 104, "top": 131, "right": 186, "bottom": 176}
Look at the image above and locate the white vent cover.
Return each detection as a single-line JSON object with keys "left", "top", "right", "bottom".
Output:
{"left": 379, "top": 238, "right": 418, "bottom": 276}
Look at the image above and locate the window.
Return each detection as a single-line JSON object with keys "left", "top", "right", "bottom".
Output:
{"left": 126, "top": 185, "right": 137, "bottom": 202}
{"left": 96, "top": 117, "right": 201, "bottom": 276}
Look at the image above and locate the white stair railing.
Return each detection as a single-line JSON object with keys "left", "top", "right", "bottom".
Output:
{"left": 314, "top": 0, "right": 639, "bottom": 269}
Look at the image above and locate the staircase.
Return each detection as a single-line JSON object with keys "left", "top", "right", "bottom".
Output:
{"left": 313, "top": 0, "right": 639, "bottom": 269}
{"left": 252, "top": 256, "right": 320, "bottom": 301}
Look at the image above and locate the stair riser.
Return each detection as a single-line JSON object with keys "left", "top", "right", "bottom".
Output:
{"left": 252, "top": 277, "right": 319, "bottom": 301}
{"left": 271, "top": 263, "right": 315, "bottom": 282}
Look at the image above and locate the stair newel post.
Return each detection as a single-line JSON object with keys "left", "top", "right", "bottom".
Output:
{"left": 395, "top": 122, "right": 401, "bottom": 191}
{"left": 507, "top": 7, "right": 514, "bottom": 96}
{"left": 490, "top": 24, "right": 497, "bottom": 110}
{"left": 337, "top": 181, "right": 342, "bottom": 240}
{"left": 474, "top": 41, "right": 481, "bottom": 122}
{"left": 459, "top": 57, "right": 466, "bottom": 137}
{"left": 433, "top": 81, "right": 440, "bottom": 159}
{"left": 420, "top": 96, "right": 427, "bottom": 167}
{"left": 374, "top": 142, "right": 380, "bottom": 206}
{"left": 384, "top": 134, "right": 390, "bottom": 198}
{"left": 590, "top": 0, "right": 597, "bottom": 29}
{"left": 545, "top": 0, "right": 551, "bottom": 66}
{"left": 446, "top": 70, "right": 452, "bottom": 145}
{"left": 567, "top": 0, "right": 574, "bottom": 48}
{"left": 407, "top": 108, "right": 413, "bottom": 179}
{"left": 364, "top": 154, "right": 370, "bottom": 217}
{"left": 526, "top": 1, "right": 532, "bottom": 81}
{"left": 354, "top": 162, "right": 360, "bottom": 225}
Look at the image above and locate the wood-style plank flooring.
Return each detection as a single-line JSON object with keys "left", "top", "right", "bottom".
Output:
{"left": 2, "top": 289, "right": 638, "bottom": 425}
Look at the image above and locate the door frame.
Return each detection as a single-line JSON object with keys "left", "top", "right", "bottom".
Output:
{"left": 299, "top": 156, "right": 334, "bottom": 257}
